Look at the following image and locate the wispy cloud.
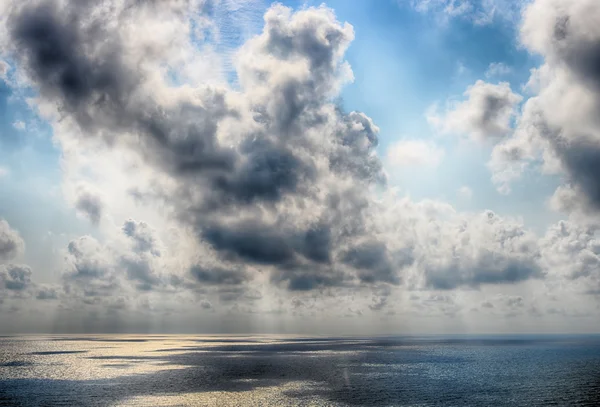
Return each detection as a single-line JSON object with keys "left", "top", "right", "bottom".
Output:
{"left": 12, "top": 121, "right": 25, "bottom": 130}
{"left": 387, "top": 140, "right": 445, "bottom": 168}
{"left": 485, "top": 62, "right": 512, "bottom": 78}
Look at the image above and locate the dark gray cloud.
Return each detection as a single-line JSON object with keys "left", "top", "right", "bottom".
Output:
{"left": 556, "top": 143, "right": 600, "bottom": 212}
{"left": 272, "top": 265, "right": 348, "bottom": 291}
{"left": 190, "top": 265, "right": 249, "bottom": 286}
{"left": 9, "top": 1, "right": 136, "bottom": 126}
{"left": 550, "top": 14, "right": 600, "bottom": 91}
{"left": 342, "top": 241, "right": 412, "bottom": 284}
{"left": 199, "top": 221, "right": 333, "bottom": 269}
{"left": 0, "top": 219, "right": 24, "bottom": 261}
{"left": 424, "top": 254, "right": 541, "bottom": 290}
{"left": 75, "top": 190, "right": 103, "bottom": 225}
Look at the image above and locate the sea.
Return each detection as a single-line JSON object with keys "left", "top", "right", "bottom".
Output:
{"left": 0, "top": 335, "right": 599, "bottom": 406}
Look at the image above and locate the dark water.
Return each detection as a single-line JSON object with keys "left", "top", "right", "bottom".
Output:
{"left": 1, "top": 335, "right": 599, "bottom": 406}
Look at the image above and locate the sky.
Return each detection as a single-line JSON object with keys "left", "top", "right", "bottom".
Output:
{"left": 0, "top": 0, "right": 599, "bottom": 334}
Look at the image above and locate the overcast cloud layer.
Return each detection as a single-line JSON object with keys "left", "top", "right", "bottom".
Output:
{"left": 0, "top": 0, "right": 599, "bottom": 334}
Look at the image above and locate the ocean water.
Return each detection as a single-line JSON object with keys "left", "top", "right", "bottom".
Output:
{"left": 0, "top": 335, "right": 599, "bottom": 406}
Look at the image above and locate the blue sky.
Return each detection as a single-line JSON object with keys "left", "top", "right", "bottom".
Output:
{"left": 1, "top": 0, "right": 599, "bottom": 334}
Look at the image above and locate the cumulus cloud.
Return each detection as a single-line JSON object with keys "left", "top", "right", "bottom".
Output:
{"left": 418, "top": 210, "right": 542, "bottom": 290}
{"left": 36, "top": 285, "right": 59, "bottom": 300}
{"left": 540, "top": 221, "right": 600, "bottom": 294}
{"left": 4, "top": 0, "right": 394, "bottom": 294}
{"left": 430, "top": 80, "right": 522, "bottom": 141}
{"left": 386, "top": 139, "right": 444, "bottom": 168}
{"left": 0, "top": 219, "right": 24, "bottom": 261}
{"left": 0, "top": 0, "right": 581, "bottom": 326}
{"left": 0, "top": 220, "right": 44, "bottom": 307}
{"left": 62, "top": 219, "right": 173, "bottom": 298}
{"left": 122, "top": 219, "right": 161, "bottom": 256}
{"left": 489, "top": 0, "right": 600, "bottom": 214}
{"left": 0, "top": 264, "right": 32, "bottom": 291}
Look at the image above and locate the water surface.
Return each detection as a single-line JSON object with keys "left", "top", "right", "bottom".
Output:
{"left": 1, "top": 335, "right": 599, "bottom": 406}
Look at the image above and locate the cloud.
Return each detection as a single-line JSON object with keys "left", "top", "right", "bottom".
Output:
{"left": 403, "top": 0, "right": 523, "bottom": 26}
{"left": 386, "top": 139, "right": 445, "bottom": 168}
{"left": 74, "top": 188, "right": 104, "bottom": 225}
{"left": 0, "top": 59, "right": 8, "bottom": 80}
{"left": 540, "top": 220, "right": 600, "bottom": 294}
{"left": 419, "top": 210, "right": 542, "bottom": 290}
{"left": 0, "top": 167, "right": 7, "bottom": 178}
{"left": 5, "top": 0, "right": 393, "bottom": 293}
{"left": 0, "top": 220, "right": 42, "bottom": 306}
{"left": 64, "top": 235, "right": 117, "bottom": 288}
{"left": 342, "top": 241, "right": 412, "bottom": 284}
{"left": 12, "top": 121, "right": 25, "bottom": 130}
{"left": 62, "top": 219, "right": 174, "bottom": 297}
{"left": 479, "top": 294, "right": 532, "bottom": 317}
{"left": 457, "top": 186, "right": 473, "bottom": 200}
{"left": 0, "top": 264, "right": 32, "bottom": 291}
{"left": 430, "top": 80, "right": 522, "bottom": 141}
{"left": 122, "top": 219, "right": 161, "bottom": 256}
{"left": 190, "top": 265, "right": 249, "bottom": 286}
{"left": 0, "top": 219, "right": 24, "bottom": 262}
{"left": 0, "top": 0, "right": 564, "bottom": 324}
{"left": 36, "top": 285, "right": 59, "bottom": 300}
{"left": 200, "top": 299, "right": 213, "bottom": 310}
{"left": 489, "top": 0, "right": 600, "bottom": 213}
{"left": 485, "top": 62, "right": 512, "bottom": 78}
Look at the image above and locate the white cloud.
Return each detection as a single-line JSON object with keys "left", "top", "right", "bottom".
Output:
{"left": 386, "top": 139, "right": 445, "bottom": 168}
{"left": 457, "top": 186, "right": 473, "bottom": 200}
{"left": 489, "top": 0, "right": 600, "bottom": 211}
{"left": 0, "top": 167, "right": 8, "bottom": 178}
{"left": 12, "top": 121, "right": 25, "bottom": 130}
{"left": 403, "top": 0, "right": 524, "bottom": 25}
{"left": 429, "top": 80, "right": 523, "bottom": 141}
{"left": 0, "top": 60, "right": 8, "bottom": 80}
{"left": 485, "top": 62, "right": 512, "bottom": 78}
{"left": 0, "top": 219, "right": 24, "bottom": 262}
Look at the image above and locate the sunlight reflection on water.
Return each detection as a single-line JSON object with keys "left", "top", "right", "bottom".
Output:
{"left": 1, "top": 335, "right": 599, "bottom": 406}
